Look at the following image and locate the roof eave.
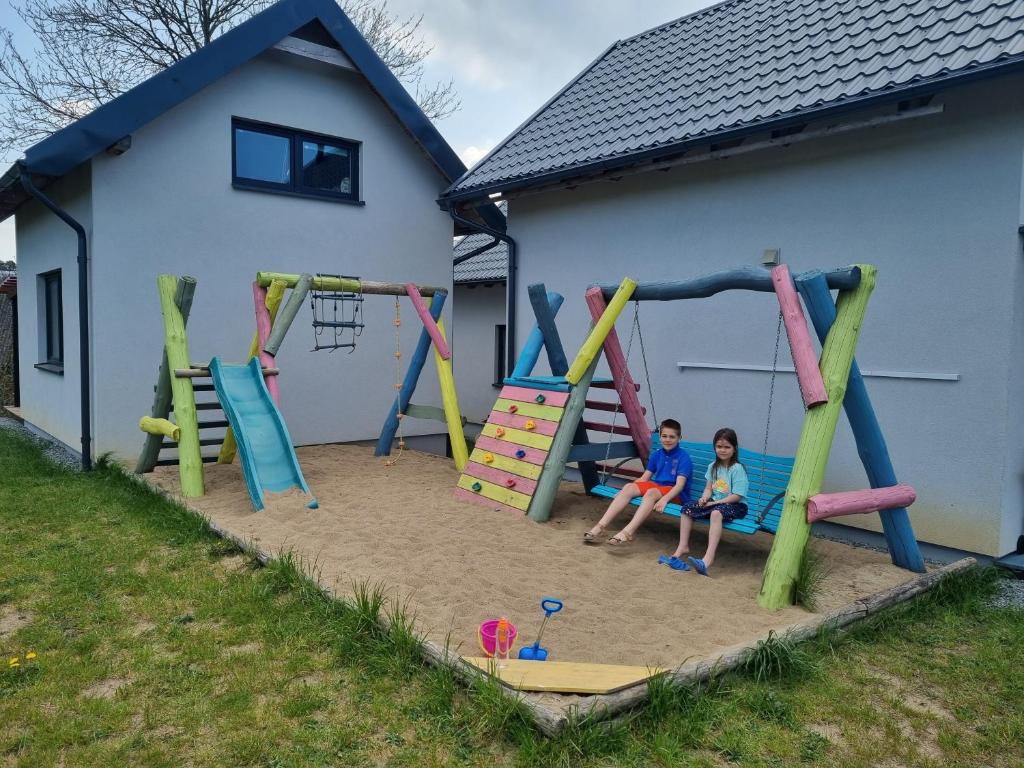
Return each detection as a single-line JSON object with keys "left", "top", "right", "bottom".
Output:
{"left": 442, "top": 56, "right": 1024, "bottom": 206}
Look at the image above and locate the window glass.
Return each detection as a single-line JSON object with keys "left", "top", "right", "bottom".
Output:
{"left": 43, "top": 272, "right": 62, "bottom": 364}
{"left": 301, "top": 141, "right": 351, "bottom": 194}
{"left": 234, "top": 128, "right": 291, "bottom": 185}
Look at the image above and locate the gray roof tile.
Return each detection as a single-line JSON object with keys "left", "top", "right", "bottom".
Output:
{"left": 448, "top": 0, "right": 1024, "bottom": 198}
{"left": 453, "top": 201, "right": 507, "bottom": 283}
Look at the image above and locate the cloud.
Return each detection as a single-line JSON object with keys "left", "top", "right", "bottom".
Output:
{"left": 458, "top": 144, "right": 493, "bottom": 168}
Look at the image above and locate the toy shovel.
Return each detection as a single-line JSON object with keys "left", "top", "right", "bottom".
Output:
{"left": 518, "top": 598, "right": 563, "bottom": 661}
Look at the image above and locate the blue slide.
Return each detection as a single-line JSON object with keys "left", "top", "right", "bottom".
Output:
{"left": 209, "top": 357, "right": 316, "bottom": 511}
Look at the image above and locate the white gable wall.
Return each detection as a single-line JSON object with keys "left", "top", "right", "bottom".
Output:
{"left": 88, "top": 48, "right": 453, "bottom": 460}
{"left": 14, "top": 164, "right": 92, "bottom": 453}
{"left": 506, "top": 75, "right": 1024, "bottom": 556}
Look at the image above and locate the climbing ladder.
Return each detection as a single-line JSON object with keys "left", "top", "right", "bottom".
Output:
{"left": 456, "top": 385, "right": 569, "bottom": 513}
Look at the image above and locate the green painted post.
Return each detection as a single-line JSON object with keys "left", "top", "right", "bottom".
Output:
{"left": 135, "top": 276, "right": 196, "bottom": 474}
{"left": 758, "top": 265, "right": 877, "bottom": 610}
{"left": 527, "top": 357, "right": 599, "bottom": 522}
{"left": 157, "top": 274, "right": 204, "bottom": 497}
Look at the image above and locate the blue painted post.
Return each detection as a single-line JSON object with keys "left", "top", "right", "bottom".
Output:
{"left": 375, "top": 291, "right": 447, "bottom": 456}
{"left": 796, "top": 271, "right": 926, "bottom": 573}
{"left": 528, "top": 283, "right": 569, "bottom": 376}
{"left": 510, "top": 288, "right": 564, "bottom": 379}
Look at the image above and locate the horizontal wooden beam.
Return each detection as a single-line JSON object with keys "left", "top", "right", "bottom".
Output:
{"left": 568, "top": 441, "right": 638, "bottom": 462}
{"left": 404, "top": 403, "right": 468, "bottom": 425}
{"left": 175, "top": 367, "right": 278, "bottom": 378}
{"left": 582, "top": 421, "right": 632, "bottom": 436}
{"left": 256, "top": 271, "right": 445, "bottom": 296}
{"left": 807, "top": 484, "right": 917, "bottom": 524}
{"left": 585, "top": 399, "right": 646, "bottom": 414}
{"left": 597, "top": 266, "right": 860, "bottom": 301}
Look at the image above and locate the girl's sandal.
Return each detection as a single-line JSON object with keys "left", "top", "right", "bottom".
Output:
{"left": 582, "top": 525, "right": 607, "bottom": 544}
{"left": 607, "top": 531, "right": 635, "bottom": 547}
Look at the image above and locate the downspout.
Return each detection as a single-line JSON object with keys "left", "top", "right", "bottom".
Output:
{"left": 447, "top": 207, "right": 517, "bottom": 377}
{"left": 18, "top": 162, "right": 92, "bottom": 471}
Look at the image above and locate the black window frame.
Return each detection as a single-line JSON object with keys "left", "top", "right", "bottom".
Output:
{"left": 493, "top": 324, "right": 507, "bottom": 387}
{"left": 231, "top": 118, "right": 362, "bottom": 205}
{"left": 38, "top": 269, "right": 63, "bottom": 373}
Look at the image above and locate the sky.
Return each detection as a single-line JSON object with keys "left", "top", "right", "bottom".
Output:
{"left": 0, "top": 0, "right": 715, "bottom": 262}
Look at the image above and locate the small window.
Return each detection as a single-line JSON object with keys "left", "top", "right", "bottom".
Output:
{"left": 493, "top": 324, "right": 506, "bottom": 387}
{"left": 232, "top": 119, "right": 360, "bottom": 203}
{"left": 39, "top": 270, "right": 63, "bottom": 371}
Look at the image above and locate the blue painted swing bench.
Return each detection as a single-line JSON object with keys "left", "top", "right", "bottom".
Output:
{"left": 588, "top": 438, "right": 795, "bottom": 536}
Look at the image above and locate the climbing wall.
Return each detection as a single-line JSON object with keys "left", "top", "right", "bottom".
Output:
{"left": 455, "top": 384, "right": 568, "bottom": 514}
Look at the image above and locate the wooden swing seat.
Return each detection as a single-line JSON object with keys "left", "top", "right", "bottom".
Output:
{"left": 588, "top": 440, "right": 794, "bottom": 535}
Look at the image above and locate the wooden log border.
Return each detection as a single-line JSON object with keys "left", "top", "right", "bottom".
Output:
{"left": 138, "top": 476, "right": 975, "bottom": 740}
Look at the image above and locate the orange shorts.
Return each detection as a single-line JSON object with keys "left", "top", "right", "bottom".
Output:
{"left": 635, "top": 481, "right": 675, "bottom": 500}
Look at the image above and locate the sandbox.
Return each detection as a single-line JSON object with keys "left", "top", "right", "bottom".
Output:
{"left": 148, "top": 444, "right": 967, "bottom": 733}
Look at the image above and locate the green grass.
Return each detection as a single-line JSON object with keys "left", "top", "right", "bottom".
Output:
{"left": 1, "top": 426, "right": 1022, "bottom": 766}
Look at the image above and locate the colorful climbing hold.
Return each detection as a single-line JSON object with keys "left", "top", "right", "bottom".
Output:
{"left": 483, "top": 452, "right": 494, "bottom": 464}
{"left": 471, "top": 482, "right": 482, "bottom": 492}
{"left": 524, "top": 420, "right": 536, "bottom": 431}
{"left": 505, "top": 478, "right": 516, "bottom": 488}
{"left": 495, "top": 427, "right": 506, "bottom": 437}
{"left": 535, "top": 394, "right": 546, "bottom": 403}
{"left": 515, "top": 449, "right": 527, "bottom": 459}
{"left": 508, "top": 404, "right": 518, "bottom": 413}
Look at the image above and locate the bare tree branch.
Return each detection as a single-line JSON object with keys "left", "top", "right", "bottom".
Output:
{"left": 0, "top": 0, "right": 458, "bottom": 156}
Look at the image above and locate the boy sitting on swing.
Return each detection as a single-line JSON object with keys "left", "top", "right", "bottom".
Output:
{"left": 583, "top": 419, "right": 693, "bottom": 546}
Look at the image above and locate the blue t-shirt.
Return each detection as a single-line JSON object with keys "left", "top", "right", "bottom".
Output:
{"left": 705, "top": 461, "right": 749, "bottom": 502}
{"left": 646, "top": 445, "right": 693, "bottom": 494}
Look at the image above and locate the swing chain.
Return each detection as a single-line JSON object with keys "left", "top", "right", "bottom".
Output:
{"left": 757, "top": 310, "right": 784, "bottom": 499}
{"left": 635, "top": 302, "right": 657, "bottom": 428}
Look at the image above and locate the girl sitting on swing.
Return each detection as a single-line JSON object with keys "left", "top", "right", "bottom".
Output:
{"left": 583, "top": 419, "right": 693, "bottom": 546}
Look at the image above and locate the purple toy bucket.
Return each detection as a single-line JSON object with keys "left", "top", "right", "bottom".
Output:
{"left": 477, "top": 618, "right": 518, "bottom": 657}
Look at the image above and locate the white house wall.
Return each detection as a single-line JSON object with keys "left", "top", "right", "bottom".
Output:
{"left": 14, "top": 164, "right": 93, "bottom": 453}
{"left": 89, "top": 48, "right": 453, "bottom": 461}
{"left": 452, "top": 283, "right": 506, "bottom": 423}
{"left": 507, "top": 76, "right": 1024, "bottom": 556}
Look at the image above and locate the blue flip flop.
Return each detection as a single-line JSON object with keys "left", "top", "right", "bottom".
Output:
{"left": 687, "top": 556, "right": 709, "bottom": 576}
{"left": 658, "top": 555, "right": 690, "bottom": 571}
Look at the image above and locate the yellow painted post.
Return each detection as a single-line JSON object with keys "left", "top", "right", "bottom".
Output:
{"left": 434, "top": 314, "right": 469, "bottom": 471}
{"left": 218, "top": 279, "right": 287, "bottom": 463}
{"left": 139, "top": 416, "right": 180, "bottom": 442}
{"left": 157, "top": 274, "right": 204, "bottom": 497}
{"left": 565, "top": 278, "right": 637, "bottom": 385}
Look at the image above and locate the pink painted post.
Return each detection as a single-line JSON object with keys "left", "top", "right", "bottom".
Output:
{"left": 806, "top": 484, "right": 917, "bottom": 523}
{"left": 253, "top": 282, "right": 280, "bottom": 405}
{"left": 772, "top": 264, "right": 828, "bottom": 409}
{"left": 404, "top": 283, "right": 451, "bottom": 360}
{"left": 584, "top": 287, "right": 651, "bottom": 461}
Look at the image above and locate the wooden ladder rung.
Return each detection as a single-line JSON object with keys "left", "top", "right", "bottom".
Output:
{"left": 195, "top": 402, "right": 222, "bottom": 411}
{"left": 161, "top": 438, "right": 222, "bottom": 449}
{"left": 197, "top": 420, "right": 229, "bottom": 429}
{"left": 583, "top": 421, "right": 632, "bottom": 436}
{"left": 585, "top": 399, "right": 646, "bottom": 413}
{"left": 591, "top": 380, "right": 640, "bottom": 391}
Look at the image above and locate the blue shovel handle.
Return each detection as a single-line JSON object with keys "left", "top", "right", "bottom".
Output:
{"left": 541, "top": 598, "right": 563, "bottom": 617}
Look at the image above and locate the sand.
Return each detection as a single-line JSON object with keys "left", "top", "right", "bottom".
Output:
{"left": 150, "top": 445, "right": 916, "bottom": 669}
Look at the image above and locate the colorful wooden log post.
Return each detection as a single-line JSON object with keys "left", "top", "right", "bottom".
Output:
{"left": 510, "top": 291, "right": 564, "bottom": 379}
{"left": 528, "top": 356, "right": 600, "bottom": 522}
{"left": 136, "top": 276, "right": 196, "bottom": 474}
{"left": 771, "top": 264, "right": 828, "bottom": 409}
{"left": 758, "top": 265, "right": 877, "bottom": 610}
{"left": 585, "top": 285, "right": 652, "bottom": 462}
{"left": 566, "top": 277, "right": 637, "bottom": 385}
{"left": 138, "top": 416, "right": 180, "bottom": 442}
{"left": 528, "top": 284, "right": 569, "bottom": 375}
{"left": 253, "top": 282, "right": 281, "bottom": 405}
{"left": 157, "top": 274, "right": 204, "bottom": 497}
{"left": 256, "top": 272, "right": 444, "bottom": 297}
{"left": 375, "top": 292, "right": 447, "bottom": 456}
{"left": 433, "top": 313, "right": 469, "bottom": 471}
{"left": 218, "top": 279, "right": 286, "bottom": 464}
{"left": 405, "top": 283, "right": 451, "bottom": 359}
{"left": 795, "top": 270, "right": 926, "bottom": 572}
{"left": 263, "top": 273, "right": 312, "bottom": 356}
{"left": 807, "top": 485, "right": 916, "bottom": 524}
